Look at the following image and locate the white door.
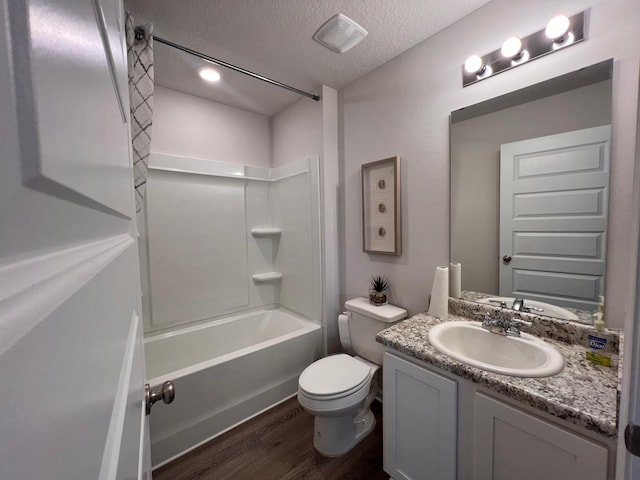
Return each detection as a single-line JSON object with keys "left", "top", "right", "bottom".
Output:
{"left": 499, "top": 126, "right": 611, "bottom": 311}
{"left": 615, "top": 76, "right": 640, "bottom": 479}
{"left": 0, "top": 0, "right": 151, "bottom": 479}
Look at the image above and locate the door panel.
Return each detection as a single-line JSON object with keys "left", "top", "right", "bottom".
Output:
{"left": 475, "top": 393, "right": 608, "bottom": 480}
{"left": 20, "top": 0, "right": 132, "bottom": 217}
{"left": 0, "top": 0, "right": 148, "bottom": 478}
{"left": 500, "top": 126, "right": 610, "bottom": 311}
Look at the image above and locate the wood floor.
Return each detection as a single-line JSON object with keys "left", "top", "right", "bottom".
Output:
{"left": 153, "top": 397, "right": 388, "bottom": 480}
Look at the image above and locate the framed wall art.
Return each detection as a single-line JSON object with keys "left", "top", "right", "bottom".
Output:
{"left": 362, "top": 156, "right": 401, "bottom": 255}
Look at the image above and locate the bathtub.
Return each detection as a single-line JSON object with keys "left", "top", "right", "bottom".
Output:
{"left": 145, "top": 308, "right": 322, "bottom": 467}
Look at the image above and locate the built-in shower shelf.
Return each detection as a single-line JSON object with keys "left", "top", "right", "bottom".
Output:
{"left": 250, "top": 228, "right": 282, "bottom": 237}
{"left": 252, "top": 272, "right": 283, "bottom": 283}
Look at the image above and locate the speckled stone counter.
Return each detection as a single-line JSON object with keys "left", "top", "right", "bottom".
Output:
{"left": 450, "top": 292, "right": 621, "bottom": 354}
{"left": 376, "top": 313, "right": 619, "bottom": 438}
{"left": 458, "top": 290, "right": 596, "bottom": 325}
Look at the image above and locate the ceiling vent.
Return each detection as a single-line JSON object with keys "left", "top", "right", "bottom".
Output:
{"left": 312, "top": 13, "right": 368, "bottom": 53}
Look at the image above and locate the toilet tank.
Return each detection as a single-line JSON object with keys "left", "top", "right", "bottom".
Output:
{"left": 345, "top": 298, "right": 407, "bottom": 365}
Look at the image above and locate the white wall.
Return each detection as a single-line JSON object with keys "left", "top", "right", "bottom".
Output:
{"left": 271, "top": 90, "right": 323, "bottom": 168}
{"left": 340, "top": 0, "right": 640, "bottom": 327}
{"left": 152, "top": 85, "right": 271, "bottom": 167}
{"left": 271, "top": 86, "right": 341, "bottom": 353}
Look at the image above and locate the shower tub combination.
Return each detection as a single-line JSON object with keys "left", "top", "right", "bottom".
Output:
{"left": 145, "top": 307, "right": 321, "bottom": 467}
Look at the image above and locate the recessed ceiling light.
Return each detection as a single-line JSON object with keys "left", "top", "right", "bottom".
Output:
{"left": 198, "top": 66, "right": 222, "bottom": 82}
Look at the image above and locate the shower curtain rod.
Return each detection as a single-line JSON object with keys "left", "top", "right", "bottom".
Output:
{"left": 135, "top": 28, "right": 320, "bottom": 102}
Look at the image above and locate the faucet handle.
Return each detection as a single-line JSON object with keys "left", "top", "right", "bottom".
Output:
{"left": 473, "top": 310, "right": 493, "bottom": 321}
{"left": 489, "top": 299, "right": 508, "bottom": 308}
{"left": 510, "top": 317, "right": 533, "bottom": 327}
{"left": 525, "top": 305, "right": 544, "bottom": 313}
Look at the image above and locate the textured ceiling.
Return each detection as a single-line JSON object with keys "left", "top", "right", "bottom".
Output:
{"left": 126, "top": 0, "right": 493, "bottom": 116}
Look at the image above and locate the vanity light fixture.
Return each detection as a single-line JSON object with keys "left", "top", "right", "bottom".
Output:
{"left": 546, "top": 15, "right": 574, "bottom": 49}
{"left": 462, "top": 11, "right": 585, "bottom": 87}
{"left": 198, "top": 66, "right": 222, "bottom": 83}
{"left": 501, "top": 37, "right": 530, "bottom": 65}
{"left": 545, "top": 15, "right": 571, "bottom": 41}
{"left": 464, "top": 55, "right": 493, "bottom": 79}
{"left": 464, "top": 54, "right": 484, "bottom": 74}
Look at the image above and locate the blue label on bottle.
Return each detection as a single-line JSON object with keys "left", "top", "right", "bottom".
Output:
{"left": 588, "top": 334, "right": 607, "bottom": 350}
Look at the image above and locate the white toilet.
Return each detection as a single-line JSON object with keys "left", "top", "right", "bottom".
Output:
{"left": 297, "top": 297, "right": 407, "bottom": 456}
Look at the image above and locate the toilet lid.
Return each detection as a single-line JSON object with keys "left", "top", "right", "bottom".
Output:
{"left": 298, "top": 354, "right": 371, "bottom": 397}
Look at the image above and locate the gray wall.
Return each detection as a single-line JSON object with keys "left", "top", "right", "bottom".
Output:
{"left": 451, "top": 80, "right": 612, "bottom": 294}
{"left": 340, "top": 0, "right": 640, "bottom": 328}
{"left": 152, "top": 85, "right": 272, "bottom": 167}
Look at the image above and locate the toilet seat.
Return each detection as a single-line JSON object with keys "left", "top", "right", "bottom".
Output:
{"left": 298, "top": 354, "right": 372, "bottom": 401}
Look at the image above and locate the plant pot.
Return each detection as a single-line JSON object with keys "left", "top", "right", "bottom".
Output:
{"left": 369, "top": 291, "right": 388, "bottom": 306}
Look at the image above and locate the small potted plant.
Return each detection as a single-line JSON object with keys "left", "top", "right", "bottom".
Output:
{"left": 369, "top": 275, "right": 389, "bottom": 306}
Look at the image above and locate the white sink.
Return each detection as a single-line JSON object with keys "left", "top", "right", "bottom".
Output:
{"left": 428, "top": 321, "right": 564, "bottom": 377}
{"left": 475, "top": 297, "right": 579, "bottom": 321}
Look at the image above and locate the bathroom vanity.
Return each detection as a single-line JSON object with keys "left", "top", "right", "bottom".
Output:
{"left": 376, "top": 304, "right": 620, "bottom": 480}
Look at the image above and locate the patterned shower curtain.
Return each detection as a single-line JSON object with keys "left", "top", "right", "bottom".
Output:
{"left": 125, "top": 14, "right": 154, "bottom": 213}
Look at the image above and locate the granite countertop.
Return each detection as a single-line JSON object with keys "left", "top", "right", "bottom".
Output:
{"left": 376, "top": 313, "right": 619, "bottom": 438}
{"left": 459, "top": 290, "right": 595, "bottom": 325}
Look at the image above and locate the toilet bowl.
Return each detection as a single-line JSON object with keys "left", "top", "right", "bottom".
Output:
{"left": 297, "top": 298, "right": 407, "bottom": 456}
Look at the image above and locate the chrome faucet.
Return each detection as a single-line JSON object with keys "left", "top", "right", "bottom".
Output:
{"left": 477, "top": 312, "right": 532, "bottom": 337}
{"left": 511, "top": 298, "right": 544, "bottom": 314}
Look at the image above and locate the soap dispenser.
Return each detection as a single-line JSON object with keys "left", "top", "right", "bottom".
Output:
{"left": 585, "top": 296, "right": 615, "bottom": 367}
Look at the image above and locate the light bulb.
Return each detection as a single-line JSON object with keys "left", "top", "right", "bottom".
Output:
{"left": 545, "top": 15, "right": 571, "bottom": 41}
{"left": 464, "top": 55, "right": 484, "bottom": 74}
{"left": 501, "top": 37, "right": 523, "bottom": 59}
{"left": 198, "top": 66, "right": 222, "bottom": 82}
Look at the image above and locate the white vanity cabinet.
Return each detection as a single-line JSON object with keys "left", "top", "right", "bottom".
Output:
{"left": 383, "top": 352, "right": 457, "bottom": 480}
{"left": 383, "top": 352, "right": 613, "bottom": 480}
{"left": 474, "top": 393, "right": 608, "bottom": 480}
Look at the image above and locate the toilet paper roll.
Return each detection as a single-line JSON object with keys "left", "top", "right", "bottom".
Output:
{"left": 449, "top": 262, "right": 461, "bottom": 299}
{"left": 428, "top": 266, "right": 449, "bottom": 320}
{"left": 338, "top": 313, "right": 352, "bottom": 350}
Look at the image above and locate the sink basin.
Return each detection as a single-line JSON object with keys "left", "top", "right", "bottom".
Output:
{"left": 475, "top": 297, "right": 579, "bottom": 321}
{"left": 427, "top": 321, "right": 564, "bottom": 377}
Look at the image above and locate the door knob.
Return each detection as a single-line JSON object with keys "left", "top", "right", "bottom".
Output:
{"left": 625, "top": 423, "right": 640, "bottom": 456}
{"left": 502, "top": 255, "right": 512, "bottom": 263}
{"left": 145, "top": 381, "right": 175, "bottom": 415}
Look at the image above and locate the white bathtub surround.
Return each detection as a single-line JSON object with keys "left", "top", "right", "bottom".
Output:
{"left": 141, "top": 153, "right": 321, "bottom": 334}
{"left": 428, "top": 266, "right": 449, "bottom": 320}
{"left": 145, "top": 308, "right": 321, "bottom": 467}
{"left": 449, "top": 262, "right": 462, "bottom": 298}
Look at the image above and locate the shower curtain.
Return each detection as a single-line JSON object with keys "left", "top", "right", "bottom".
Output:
{"left": 125, "top": 14, "right": 154, "bottom": 213}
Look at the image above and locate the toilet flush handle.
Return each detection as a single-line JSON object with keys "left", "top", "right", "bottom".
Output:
{"left": 145, "top": 381, "right": 175, "bottom": 415}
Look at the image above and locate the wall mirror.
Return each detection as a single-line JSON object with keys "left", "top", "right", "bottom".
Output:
{"left": 450, "top": 59, "right": 613, "bottom": 323}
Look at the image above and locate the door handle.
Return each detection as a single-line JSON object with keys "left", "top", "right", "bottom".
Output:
{"left": 625, "top": 423, "right": 640, "bottom": 456}
{"left": 145, "top": 381, "right": 175, "bottom": 415}
{"left": 502, "top": 255, "right": 512, "bottom": 263}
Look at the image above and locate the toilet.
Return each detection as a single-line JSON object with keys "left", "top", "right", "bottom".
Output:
{"left": 297, "top": 297, "right": 407, "bottom": 456}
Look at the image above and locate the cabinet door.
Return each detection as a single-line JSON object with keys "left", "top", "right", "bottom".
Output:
{"left": 383, "top": 353, "right": 457, "bottom": 480}
{"left": 474, "top": 393, "right": 607, "bottom": 480}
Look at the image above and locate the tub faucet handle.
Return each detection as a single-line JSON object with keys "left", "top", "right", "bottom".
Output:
{"left": 145, "top": 381, "right": 175, "bottom": 415}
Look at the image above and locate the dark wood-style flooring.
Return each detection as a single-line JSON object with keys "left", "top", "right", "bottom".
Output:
{"left": 153, "top": 397, "right": 388, "bottom": 480}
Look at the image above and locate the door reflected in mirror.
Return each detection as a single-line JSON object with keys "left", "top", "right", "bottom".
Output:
{"left": 450, "top": 60, "right": 613, "bottom": 323}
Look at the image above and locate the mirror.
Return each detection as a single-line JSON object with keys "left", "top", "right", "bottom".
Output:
{"left": 450, "top": 60, "right": 613, "bottom": 323}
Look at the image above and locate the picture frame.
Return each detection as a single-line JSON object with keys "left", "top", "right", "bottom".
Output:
{"left": 362, "top": 156, "right": 401, "bottom": 255}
